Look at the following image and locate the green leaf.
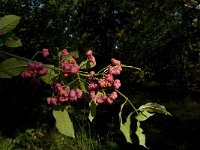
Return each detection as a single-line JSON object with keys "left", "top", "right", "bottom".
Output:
{"left": 88, "top": 100, "right": 97, "bottom": 122}
{"left": 80, "top": 60, "right": 96, "bottom": 69}
{"left": 135, "top": 111, "right": 155, "bottom": 122}
{"left": 135, "top": 121, "right": 148, "bottom": 148}
{"left": 138, "top": 103, "right": 172, "bottom": 116}
{"left": 119, "top": 100, "right": 133, "bottom": 143}
{"left": 69, "top": 51, "right": 79, "bottom": 58}
{"left": 41, "top": 65, "right": 58, "bottom": 84}
{"left": 77, "top": 74, "right": 87, "bottom": 93}
{"left": 0, "top": 15, "right": 21, "bottom": 33}
{"left": 0, "top": 58, "right": 27, "bottom": 78}
{"left": 79, "top": 80, "right": 87, "bottom": 93}
{"left": 4, "top": 37, "right": 22, "bottom": 47}
{"left": 53, "top": 109, "right": 75, "bottom": 138}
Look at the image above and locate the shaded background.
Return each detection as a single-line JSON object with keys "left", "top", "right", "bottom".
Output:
{"left": 1, "top": 0, "right": 200, "bottom": 149}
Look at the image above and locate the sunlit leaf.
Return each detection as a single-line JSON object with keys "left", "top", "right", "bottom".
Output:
{"left": 88, "top": 100, "right": 97, "bottom": 122}
{"left": 4, "top": 37, "right": 22, "bottom": 47}
{"left": 0, "top": 58, "right": 27, "bottom": 78}
{"left": 119, "top": 100, "right": 133, "bottom": 143}
{"left": 80, "top": 59, "right": 96, "bottom": 69}
{"left": 135, "top": 121, "right": 148, "bottom": 148}
{"left": 135, "top": 111, "right": 154, "bottom": 122}
{"left": 138, "top": 103, "right": 172, "bottom": 116}
{"left": 53, "top": 108, "right": 75, "bottom": 138}
{"left": 69, "top": 51, "right": 79, "bottom": 58}
{"left": 0, "top": 15, "right": 21, "bottom": 33}
{"left": 41, "top": 65, "right": 59, "bottom": 84}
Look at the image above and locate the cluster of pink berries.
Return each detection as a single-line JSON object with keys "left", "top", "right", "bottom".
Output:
{"left": 86, "top": 50, "right": 96, "bottom": 64}
{"left": 47, "top": 83, "right": 83, "bottom": 105}
{"left": 87, "top": 58, "right": 122, "bottom": 104}
{"left": 108, "top": 58, "right": 122, "bottom": 75}
{"left": 60, "top": 49, "right": 80, "bottom": 75}
{"left": 21, "top": 62, "right": 48, "bottom": 78}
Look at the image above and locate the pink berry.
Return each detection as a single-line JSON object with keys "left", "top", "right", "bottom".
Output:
{"left": 47, "top": 97, "right": 57, "bottom": 105}
{"left": 88, "top": 55, "right": 96, "bottom": 63}
{"left": 98, "top": 79, "right": 107, "bottom": 88}
{"left": 109, "top": 91, "right": 118, "bottom": 100}
{"left": 59, "top": 96, "right": 68, "bottom": 102}
{"left": 105, "top": 74, "right": 113, "bottom": 82}
{"left": 86, "top": 50, "right": 93, "bottom": 56}
{"left": 69, "top": 89, "right": 78, "bottom": 101}
{"left": 113, "top": 79, "right": 121, "bottom": 89}
{"left": 87, "top": 82, "right": 99, "bottom": 91}
{"left": 70, "top": 64, "right": 80, "bottom": 74}
{"left": 106, "top": 98, "right": 113, "bottom": 104}
{"left": 89, "top": 91, "right": 96, "bottom": 99}
{"left": 35, "top": 62, "right": 44, "bottom": 69}
{"left": 111, "top": 58, "right": 121, "bottom": 66}
{"left": 61, "top": 49, "right": 69, "bottom": 57}
{"left": 28, "top": 62, "right": 35, "bottom": 70}
{"left": 42, "top": 48, "right": 49, "bottom": 57}
{"left": 89, "top": 71, "right": 95, "bottom": 76}
{"left": 38, "top": 68, "right": 48, "bottom": 75}
{"left": 68, "top": 57, "right": 76, "bottom": 64}
{"left": 76, "top": 89, "right": 83, "bottom": 99}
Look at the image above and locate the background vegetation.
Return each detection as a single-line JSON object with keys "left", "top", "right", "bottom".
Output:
{"left": 1, "top": 0, "right": 200, "bottom": 149}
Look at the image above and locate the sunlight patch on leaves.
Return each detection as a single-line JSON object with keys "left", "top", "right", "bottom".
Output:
{"left": 53, "top": 108, "right": 75, "bottom": 138}
{"left": 0, "top": 58, "right": 27, "bottom": 78}
{"left": 138, "top": 103, "right": 172, "bottom": 116}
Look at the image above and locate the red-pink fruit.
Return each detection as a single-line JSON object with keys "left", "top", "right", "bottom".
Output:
{"left": 61, "top": 49, "right": 69, "bottom": 57}
{"left": 68, "top": 57, "right": 76, "bottom": 64}
{"left": 88, "top": 55, "right": 96, "bottom": 63}
{"left": 76, "top": 89, "right": 83, "bottom": 99}
{"left": 87, "top": 82, "right": 99, "bottom": 91}
{"left": 86, "top": 50, "right": 93, "bottom": 56}
{"left": 89, "top": 71, "right": 95, "bottom": 76}
{"left": 21, "top": 71, "right": 32, "bottom": 78}
{"left": 42, "top": 48, "right": 49, "bottom": 58}
{"left": 59, "top": 96, "right": 68, "bottom": 102}
{"left": 109, "top": 91, "right": 118, "bottom": 100}
{"left": 69, "top": 89, "right": 78, "bottom": 101}
{"left": 35, "top": 62, "right": 44, "bottom": 69}
{"left": 28, "top": 62, "right": 35, "bottom": 70}
{"left": 106, "top": 98, "right": 113, "bottom": 104}
{"left": 105, "top": 74, "right": 113, "bottom": 82}
{"left": 89, "top": 91, "right": 96, "bottom": 99}
{"left": 98, "top": 79, "right": 107, "bottom": 88}
{"left": 38, "top": 68, "right": 48, "bottom": 75}
{"left": 47, "top": 97, "right": 57, "bottom": 105}
{"left": 111, "top": 58, "right": 121, "bottom": 66}
{"left": 113, "top": 79, "right": 121, "bottom": 89}
{"left": 70, "top": 64, "right": 80, "bottom": 74}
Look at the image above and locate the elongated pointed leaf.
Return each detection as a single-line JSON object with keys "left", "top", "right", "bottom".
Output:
{"left": 88, "top": 100, "right": 97, "bottom": 122}
{"left": 41, "top": 65, "right": 58, "bottom": 84}
{"left": 138, "top": 103, "right": 172, "bottom": 116}
{"left": 135, "top": 111, "right": 154, "bottom": 122}
{"left": 80, "top": 60, "right": 96, "bottom": 69}
{"left": 0, "top": 58, "right": 27, "bottom": 78}
{"left": 119, "top": 100, "right": 133, "bottom": 143}
{"left": 77, "top": 74, "right": 87, "bottom": 93}
{"left": 0, "top": 15, "right": 21, "bottom": 33}
{"left": 5, "top": 37, "right": 22, "bottom": 47}
{"left": 53, "top": 109, "right": 75, "bottom": 138}
{"left": 88, "top": 91, "right": 101, "bottom": 122}
{"left": 69, "top": 51, "right": 79, "bottom": 58}
{"left": 135, "top": 121, "right": 148, "bottom": 148}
